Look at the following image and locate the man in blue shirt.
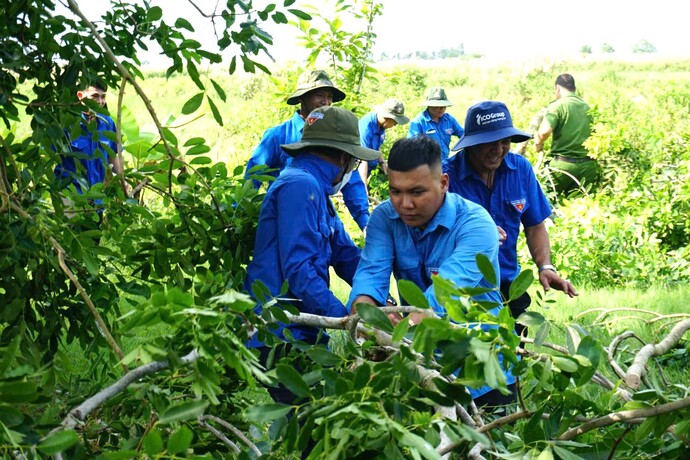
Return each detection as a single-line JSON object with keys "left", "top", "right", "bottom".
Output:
{"left": 357, "top": 98, "right": 410, "bottom": 179}
{"left": 54, "top": 80, "right": 127, "bottom": 211}
{"left": 445, "top": 101, "right": 578, "bottom": 336}
{"left": 244, "top": 69, "right": 370, "bottom": 230}
{"left": 347, "top": 136, "right": 513, "bottom": 405}
{"left": 244, "top": 106, "right": 379, "bottom": 349}
{"left": 407, "top": 87, "right": 464, "bottom": 160}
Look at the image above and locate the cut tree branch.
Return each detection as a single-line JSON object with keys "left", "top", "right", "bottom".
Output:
{"left": 625, "top": 319, "right": 690, "bottom": 388}
{"left": 559, "top": 396, "right": 690, "bottom": 440}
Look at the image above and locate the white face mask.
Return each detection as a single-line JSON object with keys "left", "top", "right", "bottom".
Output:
{"left": 330, "top": 171, "right": 353, "bottom": 195}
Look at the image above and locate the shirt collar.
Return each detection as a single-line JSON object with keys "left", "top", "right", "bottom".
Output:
{"left": 422, "top": 194, "right": 455, "bottom": 234}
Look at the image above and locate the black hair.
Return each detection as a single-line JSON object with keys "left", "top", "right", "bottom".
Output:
{"left": 84, "top": 79, "right": 107, "bottom": 92}
{"left": 555, "top": 73, "right": 576, "bottom": 92}
{"left": 388, "top": 136, "right": 441, "bottom": 172}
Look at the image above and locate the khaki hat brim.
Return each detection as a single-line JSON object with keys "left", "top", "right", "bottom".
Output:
{"left": 424, "top": 100, "right": 453, "bottom": 107}
{"left": 376, "top": 109, "right": 410, "bottom": 125}
{"left": 281, "top": 138, "right": 380, "bottom": 161}
{"left": 286, "top": 86, "right": 347, "bottom": 105}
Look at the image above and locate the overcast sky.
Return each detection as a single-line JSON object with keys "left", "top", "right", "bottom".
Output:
{"left": 66, "top": 0, "right": 690, "bottom": 65}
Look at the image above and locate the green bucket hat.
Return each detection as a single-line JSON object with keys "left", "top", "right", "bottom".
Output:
{"left": 281, "top": 106, "right": 379, "bottom": 161}
{"left": 286, "top": 70, "right": 347, "bottom": 105}
{"left": 375, "top": 98, "right": 410, "bottom": 125}
{"left": 423, "top": 87, "right": 453, "bottom": 107}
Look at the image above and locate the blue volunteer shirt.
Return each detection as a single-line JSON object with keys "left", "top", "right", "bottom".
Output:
{"left": 347, "top": 192, "right": 513, "bottom": 398}
{"left": 340, "top": 170, "right": 370, "bottom": 230}
{"left": 358, "top": 111, "right": 385, "bottom": 171}
{"left": 407, "top": 110, "right": 464, "bottom": 160}
{"left": 444, "top": 152, "right": 552, "bottom": 284}
{"left": 244, "top": 111, "right": 303, "bottom": 187}
{"left": 245, "top": 110, "right": 370, "bottom": 229}
{"left": 244, "top": 154, "right": 361, "bottom": 345}
{"left": 347, "top": 193, "right": 501, "bottom": 314}
{"left": 54, "top": 113, "right": 117, "bottom": 198}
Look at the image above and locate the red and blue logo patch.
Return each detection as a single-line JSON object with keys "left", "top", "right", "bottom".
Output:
{"left": 510, "top": 199, "right": 526, "bottom": 212}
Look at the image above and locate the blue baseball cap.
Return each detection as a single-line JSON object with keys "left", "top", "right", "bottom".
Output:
{"left": 452, "top": 101, "right": 531, "bottom": 151}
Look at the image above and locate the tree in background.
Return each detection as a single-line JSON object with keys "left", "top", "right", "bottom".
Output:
{"left": 633, "top": 39, "right": 657, "bottom": 53}
{"left": 601, "top": 43, "right": 615, "bottom": 53}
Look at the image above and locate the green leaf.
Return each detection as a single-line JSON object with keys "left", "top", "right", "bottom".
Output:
{"left": 400, "top": 429, "right": 441, "bottom": 460}
{"left": 475, "top": 253, "right": 497, "bottom": 286}
{"left": 272, "top": 11, "right": 288, "bottom": 24}
{"left": 276, "top": 364, "right": 311, "bottom": 398}
{"left": 167, "top": 425, "right": 194, "bottom": 455}
{"left": 147, "top": 6, "right": 163, "bottom": 21}
{"left": 158, "top": 399, "right": 209, "bottom": 425}
{"left": 183, "top": 137, "right": 206, "bottom": 147}
{"left": 517, "top": 310, "right": 545, "bottom": 327}
{"left": 186, "top": 145, "right": 211, "bottom": 156}
{"left": 307, "top": 348, "right": 341, "bottom": 366}
{"left": 143, "top": 429, "right": 164, "bottom": 456}
{"left": 353, "top": 363, "right": 371, "bottom": 390}
{"left": 246, "top": 403, "right": 292, "bottom": 422}
{"left": 484, "top": 354, "right": 507, "bottom": 389}
{"left": 552, "top": 356, "right": 578, "bottom": 373}
{"left": 534, "top": 321, "right": 550, "bottom": 347}
{"left": 0, "top": 404, "right": 23, "bottom": 427}
{"left": 509, "top": 269, "right": 534, "bottom": 301}
{"left": 287, "top": 8, "right": 312, "bottom": 20}
{"left": 181, "top": 93, "right": 204, "bottom": 115}
{"left": 536, "top": 446, "right": 555, "bottom": 460}
{"left": 552, "top": 445, "right": 585, "bottom": 460}
{"left": 355, "top": 303, "right": 394, "bottom": 333}
{"left": 175, "top": 17, "right": 194, "bottom": 32}
{"left": 392, "top": 317, "right": 410, "bottom": 342}
{"left": 190, "top": 156, "right": 212, "bottom": 165}
{"left": 0, "top": 379, "right": 38, "bottom": 403}
{"left": 398, "top": 279, "right": 429, "bottom": 309}
{"left": 207, "top": 96, "right": 223, "bottom": 126}
{"left": 37, "top": 429, "right": 79, "bottom": 454}
{"left": 0, "top": 335, "right": 21, "bottom": 376}
{"left": 210, "top": 78, "right": 227, "bottom": 102}
{"left": 565, "top": 325, "right": 581, "bottom": 354}
{"left": 634, "top": 416, "right": 656, "bottom": 442}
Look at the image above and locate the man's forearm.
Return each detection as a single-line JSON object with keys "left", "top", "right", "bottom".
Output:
{"left": 524, "top": 222, "right": 552, "bottom": 268}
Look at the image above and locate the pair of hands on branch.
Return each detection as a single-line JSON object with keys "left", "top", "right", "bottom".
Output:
{"left": 351, "top": 295, "right": 427, "bottom": 327}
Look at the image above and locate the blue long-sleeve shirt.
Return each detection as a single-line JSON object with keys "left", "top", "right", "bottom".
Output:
{"left": 407, "top": 110, "right": 464, "bottom": 160}
{"left": 358, "top": 111, "right": 385, "bottom": 171}
{"left": 245, "top": 110, "right": 370, "bottom": 229}
{"left": 347, "top": 193, "right": 501, "bottom": 314}
{"left": 244, "top": 111, "right": 303, "bottom": 187}
{"left": 444, "top": 152, "right": 552, "bottom": 284}
{"left": 244, "top": 154, "right": 361, "bottom": 345}
{"left": 347, "top": 192, "right": 514, "bottom": 398}
{"left": 54, "top": 113, "right": 117, "bottom": 195}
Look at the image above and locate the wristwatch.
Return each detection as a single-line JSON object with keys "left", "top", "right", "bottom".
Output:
{"left": 538, "top": 264, "right": 557, "bottom": 274}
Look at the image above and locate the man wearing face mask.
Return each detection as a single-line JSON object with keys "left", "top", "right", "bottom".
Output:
{"left": 244, "top": 106, "right": 380, "bottom": 349}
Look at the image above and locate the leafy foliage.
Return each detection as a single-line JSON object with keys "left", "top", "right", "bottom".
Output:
{"left": 1, "top": 1, "right": 690, "bottom": 458}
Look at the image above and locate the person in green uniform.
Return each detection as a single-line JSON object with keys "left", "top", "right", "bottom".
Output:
{"left": 534, "top": 73, "right": 600, "bottom": 196}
